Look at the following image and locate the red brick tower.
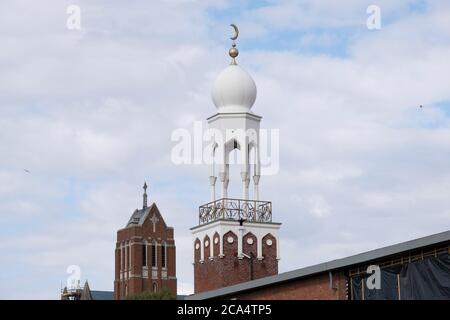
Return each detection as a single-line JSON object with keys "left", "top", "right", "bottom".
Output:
{"left": 191, "top": 28, "right": 281, "bottom": 294}
{"left": 114, "top": 183, "right": 176, "bottom": 299}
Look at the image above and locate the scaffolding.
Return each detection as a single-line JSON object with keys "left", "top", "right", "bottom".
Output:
{"left": 60, "top": 280, "right": 84, "bottom": 300}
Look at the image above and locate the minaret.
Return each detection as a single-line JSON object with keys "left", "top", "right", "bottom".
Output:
{"left": 191, "top": 25, "right": 281, "bottom": 294}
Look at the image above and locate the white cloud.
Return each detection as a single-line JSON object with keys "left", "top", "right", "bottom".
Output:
{"left": 0, "top": 0, "right": 449, "bottom": 299}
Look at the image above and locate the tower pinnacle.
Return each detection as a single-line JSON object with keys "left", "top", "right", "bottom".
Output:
{"left": 143, "top": 182, "right": 148, "bottom": 209}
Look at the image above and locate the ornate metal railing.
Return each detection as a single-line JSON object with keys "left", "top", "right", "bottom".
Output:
{"left": 199, "top": 198, "right": 272, "bottom": 225}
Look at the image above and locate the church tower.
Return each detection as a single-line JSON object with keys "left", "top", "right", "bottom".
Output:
{"left": 114, "top": 183, "right": 176, "bottom": 299}
{"left": 191, "top": 25, "right": 281, "bottom": 293}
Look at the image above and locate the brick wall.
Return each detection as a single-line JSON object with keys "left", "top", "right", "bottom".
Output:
{"left": 225, "top": 271, "right": 347, "bottom": 300}
{"left": 194, "top": 230, "right": 278, "bottom": 293}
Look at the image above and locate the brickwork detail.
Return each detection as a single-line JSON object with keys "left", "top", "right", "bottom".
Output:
{"left": 114, "top": 204, "right": 176, "bottom": 299}
{"left": 194, "top": 229, "right": 278, "bottom": 293}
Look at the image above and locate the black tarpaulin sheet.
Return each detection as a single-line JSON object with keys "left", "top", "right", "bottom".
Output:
{"left": 400, "top": 253, "right": 450, "bottom": 299}
{"left": 351, "top": 266, "right": 400, "bottom": 300}
{"left": 351, "top": 275, "right": 362, "bottom": 300}
{"left": 364, "top": 266, "right": 400, "bottom": 300}
{"left": 350, "top": 253, "right": 450, "bottom": 300}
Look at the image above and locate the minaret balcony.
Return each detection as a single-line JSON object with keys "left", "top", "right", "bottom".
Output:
{"left": 199, "top": 198, "right": 272, "bottom": 225}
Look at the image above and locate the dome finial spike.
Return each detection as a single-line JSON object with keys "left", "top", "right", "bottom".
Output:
{"left": 229, "top": 24, "right": 239, "bottom": 65}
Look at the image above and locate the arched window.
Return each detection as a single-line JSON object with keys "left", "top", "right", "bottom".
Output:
{"left": 161, "top": 241, "right": 167, "bottom": 268}
{"left": 152, "top": 240, "right": 157, "bottom": 267}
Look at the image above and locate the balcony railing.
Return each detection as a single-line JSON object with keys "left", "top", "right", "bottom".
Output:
{"left": 199, "top": 198, "right": 272, "bottom": 225}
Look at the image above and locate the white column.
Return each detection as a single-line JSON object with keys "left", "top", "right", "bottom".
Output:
{"left": 224, "top": 178, "right": 229, "bottom": 198}
{"left": 257, "top": 236, "right": 263, "bottom": 260}
{"left": 219, "top": 144, "right": 229, "bottom": 199}
{"left": 241, "top": 172, "right": 250, "bottom": 200}
{"left": 209, "top": 145, "right": 217, "bottom": 202}
{"left": 219, "top": 172, "right": 226, "bottom": 199}
{"left": 219, "top": 233, "right": 224, "bottom": 257}
{"left": 209, "top": 176, "right": 217, "bottom": 201}
{"left": 240, "top": 140, "right": 250, "bottom": 200}
{"left": 200, "top": 239, "right": 204, "bottom": 262}
{"left": 209, "top": 238, "right": 214, "bottom": 259}
{"left": 254, "top": 144, "right": 261, "bottom": 201}
{"left": 254, "top": 143, "right": 261, "bottom": 177}
{"left": 225, "top": 164, "right": 229, "bottom": 198}
{"left": 253, "top": 175, "right": 260, "bottom": 201}
{"left": 238, "top": 227, "right": 244, "bottom": 259}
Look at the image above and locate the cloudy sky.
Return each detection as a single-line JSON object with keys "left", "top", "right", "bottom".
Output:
{"left": 1, "top": 0, "right": 449, "bottom": 299}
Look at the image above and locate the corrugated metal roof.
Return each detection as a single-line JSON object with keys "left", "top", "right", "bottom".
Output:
{"left": 186, "top": 230, "right": 450, "bottom": 300}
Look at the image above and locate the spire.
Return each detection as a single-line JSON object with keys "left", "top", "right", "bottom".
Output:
{"left": 143, "top": 182, "right": 148, "bottom": 209}
{"left": 80, "top": 280, "right": 92, "bottom": 300}
{"left": 229, "top": 24, "right": 239, "bottom": 65}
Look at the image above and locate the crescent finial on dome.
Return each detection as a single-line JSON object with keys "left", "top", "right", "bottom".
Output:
{"left": 211, "top": 24, "right": 257, "bottom": 113}
{"left": 229, "top": 24, "right": 239, "bottom": 65}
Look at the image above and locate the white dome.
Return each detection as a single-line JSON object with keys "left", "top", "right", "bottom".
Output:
{"left": 211, "top": 64, "right": 257, "bottom": 113}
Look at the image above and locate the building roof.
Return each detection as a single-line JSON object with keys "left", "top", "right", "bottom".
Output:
{"left": 76, "top": 280, "right": 114, "bottom": 300}
{"left": 126, "top": 204, "right": 154, "bottom": 227}
{"left": 124, "top": 202, "right": 172, "bottom": 230}
{"left": 186, "top": 230, "right": 450, "bottom": 300}
{"left": 80, "top": 281, "right": 92, "bottom": 300}
{"left": 90, "top": 291, "right": 114, "bottom": 300}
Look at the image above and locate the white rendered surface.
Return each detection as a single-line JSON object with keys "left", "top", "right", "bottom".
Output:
{"left": 211, "top": 64, "right": 257, "bottom": 113}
